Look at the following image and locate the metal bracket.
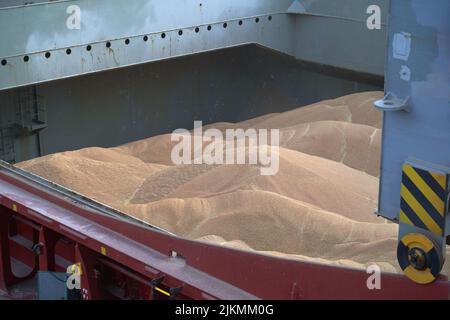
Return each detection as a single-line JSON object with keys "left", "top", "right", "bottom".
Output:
{"left": 151, "top": 276, "right": 165, "bottom": 287}
{"left": 32, "top": 243, "right": 44, "bottom": 256}
{"left": 287, "top": 0, "right": 306, "bottom": 14}
{"left": 374, "top": 93, "right": 410, "bottom": 112}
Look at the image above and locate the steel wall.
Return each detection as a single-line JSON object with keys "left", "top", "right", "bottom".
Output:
{"left": 0, "top": 45, "right": 381, "bottom": 162}
{"left": 378, "top": 0, "right": 450, "bottom": 227}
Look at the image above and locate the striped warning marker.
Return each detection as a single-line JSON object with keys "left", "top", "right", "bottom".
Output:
{"left": 399, "top": 164, "right": 447, "bottom": 237}
{"left": 397, "top": 233, "right": 443, "bottom": 284}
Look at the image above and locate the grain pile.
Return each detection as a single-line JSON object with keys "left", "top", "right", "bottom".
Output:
{"left": 16, "top": 91, "right": 450, "bottom": 275}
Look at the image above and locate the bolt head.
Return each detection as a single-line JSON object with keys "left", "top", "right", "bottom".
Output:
{"left": 408, "top": 247, "right": 427, "bottom": 270}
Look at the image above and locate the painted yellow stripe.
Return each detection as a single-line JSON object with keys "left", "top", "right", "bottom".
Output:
{"left": 401, "top": 233, "right": 434, "bottom": 252}
{"left": 401, "top": 185, "right": 443, "bottom": 236}
{"left": 154, "top": 287, "right": 170, "bottom": 297}
{"left": 403, "top": 165, "right": 445, "bottom": 215}
{"left": 404, "top": 266, "right": 436, "bottom": 284}
{"left": 70, "top": 263, "right": 83, "bottom": 276}
{"left": 399, "top": 210, "right": 413, "bottom": 226}
{"left": 431, "top": 172, "right": 447, "bottom": 189}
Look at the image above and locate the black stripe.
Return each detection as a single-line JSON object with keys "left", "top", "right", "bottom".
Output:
{"left": 397, "top": 241, "right": 410, "bottom": 271}
{"left": 402, "top": 173, "right": 445, "bottom": 228}
{"left": 413, "top": 167, "right": 446, "bottom": 201}
{"left": 400, "top": 198, "right": 429, "bottom": 231}
{"left": 428, "top": 249, "right": 442, "bottom": 277}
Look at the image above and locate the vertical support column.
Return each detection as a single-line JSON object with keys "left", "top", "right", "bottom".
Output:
{"left": 75, "top": 244, "right": 102, "bottom": 300}
{"left": 38, "top": 227, "right": 61, "bottom": 271}
{"left": 0, "top": 206, "right": 15, "bottom": 291}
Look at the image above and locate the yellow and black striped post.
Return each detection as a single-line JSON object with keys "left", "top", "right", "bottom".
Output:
{"left": 397, "top": 233, "right": 444, "bottom": 284}
{"left": 399, "top": 164, "right": 448, "bottom": 237}
{"left": 397, "top": 163, "right": 448, "bottom": 284}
